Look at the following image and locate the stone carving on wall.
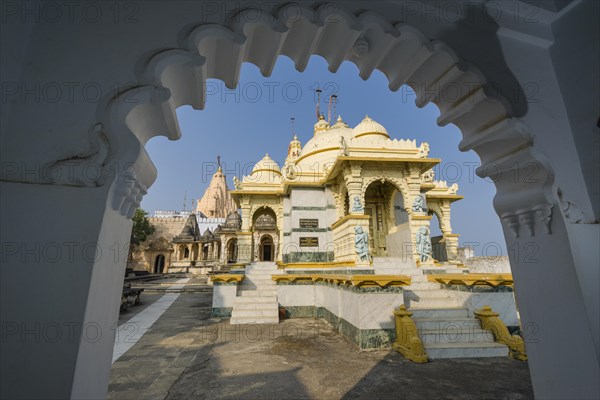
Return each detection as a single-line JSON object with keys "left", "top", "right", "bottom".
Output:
{"left": 416, "top": 226, "right": 433, "bottom": 262}
{"left": 417, "top": 142, "right": 430, "bottom": 157}
{"left": 501, "top": 205, "right": 553, "bottom": 238}
{"left": 558, "top": 189, "right": 589, "bottom": 224}
{"left": 354, "top": 226, "right": 370, "bottom": 262}
{"left": 421, "top": 169, "right": 434, "bottom": 183}
{"left": 232, "top": 176, "right": 242, "bottom": 190}
{"left": 339, "top": 136, "right": 349, "bottom": 156}
{"left": 351, "top": 196, "right": 364, "bottom": 213}
{"left": 283, "top": 163, "right": 298, "bottom": 180}
{"left": 412, "top": 195, "right": 425, "bottom": 212}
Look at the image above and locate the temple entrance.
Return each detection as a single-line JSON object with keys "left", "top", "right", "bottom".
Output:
{"left": 154, "top": 254, "right": 165, "bottom": 274}
{"left": 364, "top": 181, "right": 399, "bottom": 256}
{"left": 227, "top": 239, "right": 238, "bottom": 263}
{"left": 252, "top": 207, "right": 279, "bottom": 262}
{"left": 259, "top": 235, "right": 274, "bottom": 261}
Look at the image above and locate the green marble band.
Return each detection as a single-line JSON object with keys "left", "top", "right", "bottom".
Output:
{"left": 211, "top": 307, "right": 232, "bottom": 317}
{"left": 282, "top": 306, "right": 395, "bottom": 349}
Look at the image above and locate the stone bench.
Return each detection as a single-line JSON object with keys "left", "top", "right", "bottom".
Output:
{"left": 120, "top": 285, "right": 144, "bottom": 311}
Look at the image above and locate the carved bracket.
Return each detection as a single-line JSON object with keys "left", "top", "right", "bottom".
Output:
{"left": 501, "top": 204, "right": 553, "bottom": 238}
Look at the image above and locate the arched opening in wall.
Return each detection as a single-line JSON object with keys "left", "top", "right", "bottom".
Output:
{"left": 191, "top": 243, "right": 199, "bottom": 261}
{"left": 154, "top": 254, "right": 165, "bottom": 274}
{"left": 364, "top": 180, "right": 402, "bottom": 257}
{"left": 259, "top": 235, "right": 275, "bottom": 262}
{"left": 202, "top": 244, "right": 209, "bottom": 261}
{"left": 227, "top": 239, "right": 238, "bottom": 263}
{"left": 144, "top": 55, "right": 508, "bottom": 260}
{"left": 183, "top": 246, "right": 190, "bottom": 259}
{"left": 428, "top": 212, "right": 445, "bottom": 261}
{"left": 252, "top": 208, "right": 277, "bottom": 230}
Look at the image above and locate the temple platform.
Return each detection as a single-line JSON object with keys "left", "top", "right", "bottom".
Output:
{"left": 108, "top": 277, "right": 533, "bottom": 399}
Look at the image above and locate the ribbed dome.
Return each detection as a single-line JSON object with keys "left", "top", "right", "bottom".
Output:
{"left": 300, "top": 116, "right": 354, "bottom": 156}
{"left": 353, "top": 115, "right": 389, "bottom": 138}
{"left": 251, "top": 153, "right": 281, "bottom": 176}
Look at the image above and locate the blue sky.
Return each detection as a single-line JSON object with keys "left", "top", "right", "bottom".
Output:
{"left": 142, "top": 56, "right": 506, "bottom": 256}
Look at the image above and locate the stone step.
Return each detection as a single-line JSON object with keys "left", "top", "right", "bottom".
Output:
{"left": 410, "top": 308, "right": 469, "bottom": 318}
{"left": 419, "top": 328, "right": 494, "bottom": 344}
{"left": 413, "top": 317, "right": 480, "bottom": 331}
{"left": 404, "top": 288, "right": 451, "bottom": 297}
{"left": 234, "top": 295, "right": 277, "bottom": 303}
{"left": 238, "top": 283, "right": 276, "bottom": 291}
{"left": 239, "top": 290, "right": 277, "bottom": 297}
{"left": 406, "top": 282, "right": 442, "bottom": 290}
{"left": 230, "top": 316, "right": 279, "bottom": 325}
{"left": 234, "top": 302, "right": 278, "bottom": 310}
{"left": 244, "top": 273, "right": 274, "bottom": 279}
{"left": 246, "top": 263, "right": 278, "bottom": 269}
{"left": 409, "top": 275, "right": 429, "bottom": 283}
{"left": 231, "top": 308, "right": 278, "bottom": 317}
{"left": 424, "top": 341, "right": 509, "bottom": 359}
{"left": 245, "top": 269, "right": 277, "bottom": 273}
{"left": 243, "top": 279, "right": 276, "bottom": 286}
{"left": 405, "top": 296, "right": 459, "bottom": 308}
{"left": 380, "top": 268, "right": 423, "bottom": 275}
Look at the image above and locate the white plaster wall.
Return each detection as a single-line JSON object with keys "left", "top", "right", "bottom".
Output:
{"left": 285, "top": 284, "right": 403, "bottom": 330}
{"left": 450, "top": 291, "right": 519, "bottom": 327}
{"left": 212, "top": 285, "right": 238, "bottom": 308}
{"left": 464, "top": 256, "right": 512, "bottom": 273}
{"left": 357, "top": 293, "right": 404, "bottom": 330}
{"left": 277, "top": 285, "right": 316, "bottom": 307}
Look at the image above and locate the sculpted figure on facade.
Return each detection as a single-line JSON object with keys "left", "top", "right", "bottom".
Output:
{"left": 417, "top": 142, "right": 430, "bottom": 157}
{"left": 416, "top": 226, "right": 433, "bottom": 262}
{"left": 354, "top": 226, "right": 370, "bottom": 262}
{"left": 339, "top": 136, "right": 349, "bottom": 156}
{"left": 233, "top": 176, "right": 242, "bottom": 190}
{"left": 412, "top": 195, "right": 425, "bottom": 212}
{"left": 352, "top": 195, "right": 364, "bottom": 213}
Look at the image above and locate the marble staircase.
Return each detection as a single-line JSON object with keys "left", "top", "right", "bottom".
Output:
{"left": 376, "top": 258, "right": 510, "bottom": 359}
{"left": 230, "top": 262, "right": 279, "bottom": 324}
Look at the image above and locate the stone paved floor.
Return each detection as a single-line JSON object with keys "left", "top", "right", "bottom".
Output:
{"left": 108, "top": 278, "right": 534, "bottom": 400}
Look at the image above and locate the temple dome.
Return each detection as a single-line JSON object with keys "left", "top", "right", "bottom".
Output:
{"left": 252, "top": 153, "right": 281, "bottom": 175}
{"left": 247, "top": 153, "right": 282, "bottom": 184}
{"left": 298, "top": 116, "right": 354, "bottom": 168}
{"left": 352, "top": 115, "right": 389, "bottom": 138}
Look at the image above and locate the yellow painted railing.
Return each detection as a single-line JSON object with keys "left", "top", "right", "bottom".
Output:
{"left": 475, "top": 306, "right": 527, "bottom": 361}
{"left": 272, "top": 274, "right": 411, "bottom": 288}
{"left": 392, "top": 305, "right": 428, "bottom": 363}
{"left": 211, "top": 274, "right": 245, "bottom": 283}
{"left": 427, "top": 273, "right": 513, "bottom": 287}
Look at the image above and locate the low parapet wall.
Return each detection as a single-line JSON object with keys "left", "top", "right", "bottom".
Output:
{"left": 277, "top": 281, "right": 406, "bottom": 349}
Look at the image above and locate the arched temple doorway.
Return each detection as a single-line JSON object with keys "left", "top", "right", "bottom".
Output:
{"left": 259, "top": 235, "right": 275, "bottom": 262}
{"left": 364, "top": 180, "right": 402, "bottom": 256}
{"left": 154, "top": 254, "right": 165, "bottom": 274}
{"left": 252, "top": 207, "right": 279, "bottom": 262}
{"left": 227, "top": 239, "right": 238, "bottom": 263}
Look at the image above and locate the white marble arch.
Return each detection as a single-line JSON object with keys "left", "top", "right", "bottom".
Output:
{"left": 1, "top": 2, "right": 598, "bottom": 399}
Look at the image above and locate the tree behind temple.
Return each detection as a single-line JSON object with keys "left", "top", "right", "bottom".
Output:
{"left": 128, "top": 208, "right": 155, "bottom": 265}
